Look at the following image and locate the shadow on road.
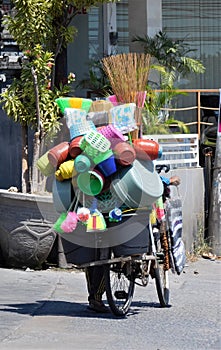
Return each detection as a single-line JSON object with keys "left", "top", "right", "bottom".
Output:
{"left": 0, "top": 299, "right": 171, "bottom": 319}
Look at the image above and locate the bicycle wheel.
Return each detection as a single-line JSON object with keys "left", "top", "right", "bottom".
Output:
{"left": 104, "top": 261, "right": 135, "bottom": 316}
{"left": 153, "top": 259, "right": 170, "bottom": 307}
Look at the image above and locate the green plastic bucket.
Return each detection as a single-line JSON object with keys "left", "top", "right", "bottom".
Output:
{"left": 37, "top": 151, "right": 55, "bottom": 177}
{"left": 111, "top": 159, "right": 163, "bottom": 208}
{"left": 77, "top": 170, "right": 104, "bottom": 196}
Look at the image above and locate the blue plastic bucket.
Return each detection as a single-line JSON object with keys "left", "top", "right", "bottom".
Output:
{"left": 97, "top": 154, "right": 117, "bottom": 177}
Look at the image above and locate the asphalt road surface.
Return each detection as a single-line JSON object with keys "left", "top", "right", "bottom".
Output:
{"left": 0, "top": 258, "right": 220, "bottom": 350}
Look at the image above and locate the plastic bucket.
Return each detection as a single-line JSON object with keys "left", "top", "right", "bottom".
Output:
{"left": 52, "top": 179, "right": 73, "bottom": 213}
{"left": 48, "top": 142, "right": 69, "bottom": 168}
{"left": 37, "top": 151, "right": 55, "bottom": 176}
{"left": 69, "top": 136, "right": 83, "bottom": 159}
{"left": 113, "top": 141, "right": 136, "bottom": 166}
{"left": 77, "top": 170, "right": 104, "bottom": 196}
{"left": 132, "top": 139, "right": 163, "bottom": 160}
{"left": 97, "top": 154, "right": 117, "bottom": 177}
{"left": 74, "top": 154, "right": 91, "bottom": 173}
{"left": 111, "top": 159, "right": 163, "bottom": 208}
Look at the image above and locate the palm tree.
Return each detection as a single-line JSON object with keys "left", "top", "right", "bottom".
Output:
{"left": 132, "top": 31, "right": 205, "bottom": 134}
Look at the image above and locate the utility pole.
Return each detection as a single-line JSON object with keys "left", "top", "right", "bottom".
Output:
{"left": 209, "top": 90, "right": 221, "bottom": 255}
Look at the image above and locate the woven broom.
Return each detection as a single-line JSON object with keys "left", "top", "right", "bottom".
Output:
{"left": 102, "top": 53, "right": 151, "bottom": 137}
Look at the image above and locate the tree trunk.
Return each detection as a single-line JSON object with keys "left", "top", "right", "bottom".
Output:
{"left": 31, "top": 67, "right": 45, "bottom": 193}
{"left": 21, "top": 125, "right": 30, "bottom": 193}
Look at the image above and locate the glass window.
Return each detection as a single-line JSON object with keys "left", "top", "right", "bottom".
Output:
{"left": 116, "top": 0, "right": 129, "bottom": 54}
{"left": 162, "top": 0, "right": 221, "bottom": 89}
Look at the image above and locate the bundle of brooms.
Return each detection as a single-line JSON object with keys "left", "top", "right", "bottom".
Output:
{"left": 102, "top": 53, "right": 151, "bottom": 138}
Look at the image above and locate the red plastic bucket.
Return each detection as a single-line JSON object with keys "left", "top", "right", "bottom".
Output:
{"left": 132, "top": 139, "right": 162, "bottom": 160}
{"left": 48, "top": 142, "right": 69, "bottom": 168}
{"left": 113, "top": 142, "right": 136, "bottom": 166}
{"left": 69, "top": 136, "right": 83, "bottom": 159}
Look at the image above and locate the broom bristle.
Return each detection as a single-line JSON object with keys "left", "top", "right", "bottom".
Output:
{"left": 102, "top": 53, "right": 151, "bottom": 105}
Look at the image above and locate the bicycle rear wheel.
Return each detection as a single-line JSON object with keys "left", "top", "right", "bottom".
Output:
{"left": 104, "top": 261, "right": 135, "bottom": 316}
{"left": 153, "top": 259, "right": 170, "bottom": 307}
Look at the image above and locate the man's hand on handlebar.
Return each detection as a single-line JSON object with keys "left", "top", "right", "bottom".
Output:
{"left": 169, "top": 176, "right": 181, "bottom": 186}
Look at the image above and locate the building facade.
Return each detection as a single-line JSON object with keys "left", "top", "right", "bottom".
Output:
{"left": 70, "top": 0, "right": 221, "bottom": 94}
{"left": 0, "top": 0, "right": 220, "bottom": 190}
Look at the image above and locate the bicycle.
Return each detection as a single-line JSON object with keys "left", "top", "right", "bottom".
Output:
{"left": 72, "top": 170, "right": 172, "bottom": 317}
{"left": 57, "top": 163, "right": 178, "bottom": 317}
{"left": 73, "top": 208, "right": 170, "bottom": 317}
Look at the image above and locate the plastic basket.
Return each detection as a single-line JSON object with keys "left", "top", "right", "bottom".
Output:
{"left": 69, "top": 98, "right": 83, "bottom": 109}
{"left": 110, "top": 103, "right": 137, "bottom": 134}
{"left": 55, "top": 98, "right": 71, "bottom": 114}
{"left": 66, "top": 98, "right": 92, "bottom": 113}
{"left": 81, "top": 98, "right": 93, "bottom": 113}
{"left": 69, "top": 120, "right": 96, "bottom": 140}
{"left": 85, "top": 189, "right": 120, "bottom": 213}
{"left": 84, "top": 130, "right": 111, "bottom": 153}
{"left": 98, "top": 124, "right": 125, "bottom": 147}
{"left": 64, "top": 108, "right": 87, "bottom": 128}
{"left": 93, "top": 149, "right": 113, "bottom": 165}
{"left": 80, "top": 131, "right": 111, "bottom": 160}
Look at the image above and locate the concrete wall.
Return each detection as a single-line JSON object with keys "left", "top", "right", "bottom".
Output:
{"left": 167, "top": 167, "right": 205, "bottom": 253}
{"left": 0, "top": 108, "right": 22, "bottom": 190}
{"left": 128, "top": 0, "right": 162, "bottom": 52}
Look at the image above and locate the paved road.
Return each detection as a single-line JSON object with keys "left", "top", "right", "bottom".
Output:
{"left": 0, "top": 258, "right": 220, "bottom": 350}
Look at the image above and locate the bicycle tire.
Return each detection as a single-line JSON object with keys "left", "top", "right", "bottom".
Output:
{"left": 153, "top": 260, "right": 170, "bottom": 307}
{"left": 104, "top": 261, "right": 135, "bottom": 316}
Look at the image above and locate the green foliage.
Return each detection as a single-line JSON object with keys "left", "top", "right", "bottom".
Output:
{"left": 133, "top": 31, "right": 205, "bottom": 81}
{"left": 1, "top": 45, "right": 73, "bottom": 140}
{"left": 77, "top": 58, "right": 113, "bottom": 97}
{"left": 4, "top": 1, "right": 118, "bottom": 56}
{"left": 1, "top": 0, "right": 116, "bottom": 138}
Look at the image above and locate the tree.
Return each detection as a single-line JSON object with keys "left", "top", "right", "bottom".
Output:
{"left": 132, "top": 31, "right": 205, "bottom": 134}
{"left": 0, "top": 0, "right": 118, "bottom": 193}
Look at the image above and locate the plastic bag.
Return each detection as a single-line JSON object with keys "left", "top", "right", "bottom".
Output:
{"left": 165, "top": 196, "right": 186, "bottom": 275}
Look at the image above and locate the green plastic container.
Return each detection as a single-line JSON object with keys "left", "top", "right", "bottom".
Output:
{"left": 37, "top": 151, "right": 55, "bottom": 177}
{"left": 77, "top": 170, "right": 104, "bottom": 196}
{"left": 81, "top": 98, "right": 93, "bottom": 112}
{"left": 55, "top": 98, "right": 71, "bottom": 114}
{"left": 111, "top": 159, "right": 163, "bottom": 208}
